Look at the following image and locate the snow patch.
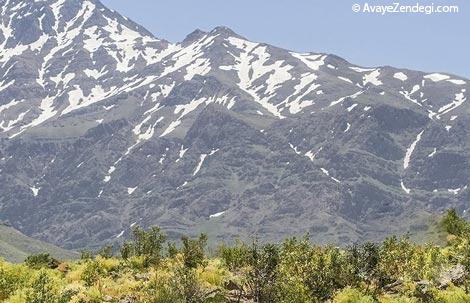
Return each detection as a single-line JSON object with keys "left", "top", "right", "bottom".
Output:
{"left": 30, "top": 186, "right": 40, "bottom": 197}
{"left": 448, "top": 188, "right": 461, "bottom": 195}
{"left": 424, "top": 73, "right": 450, "bottom": 82}
{"left": 192, "top": 149, "right": 218, "bottom": 176}
{"left": 227, "top": 38, "right": 295, "bottom": 118}
{"left": 349, "top": 66, "right": 375, "bottom": 72}
{"left": 305, "top": 151, "right": 315, "bottom": 161}
{"left": 127, "top": 187, "right": 137, "bottom": 195}
{"left": 338, "top": 76, "right": 353, "bottom": 84}
{"left": 320, "top": 168, "right": 340, "bottom": 183}
{"left": 285, "top": 73, "right": 319, "bottom": 114}
{"left": 193, "top": 154, "right": 208, "bottom": 176}
{"left": 447, "top": 79, "right": 466, "bottom": 85}
{"left": 330, "top": 91, "right": 363, "bottom": 107}
{"left": 363, "top": 69, "right": 382, "bottom": 86}
{"left": 347, "top": 104, "right": 358, "bottom": 112}
{"left": 399, "top": 85, "right": 422, "bottom": 107}
{"left": 291, "top": 52, "right": 325, "bottom": 71}
{"left": 209, "top": 211, "right": 226, "bottom": 218}
{"left": 427, "top": 148, "right": 437, "bottom": 158}
{"left": 401, "top": 181, "right": 411, "bottom": 194}
{"left": 176, "top": 145, "right": 188, "bottom": 162}
{"left": 437, "top": 90, "right": 466, "bottom": 118}
{"left": 403, "top": 130, "right": 424, "bottom": 169}
{"left": 393, "top": 72, "right": 408, "bottom": 81}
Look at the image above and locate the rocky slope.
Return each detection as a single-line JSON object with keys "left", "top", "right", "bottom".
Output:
{"left": 0, "top": 0, "right": 468, "bottom": 249}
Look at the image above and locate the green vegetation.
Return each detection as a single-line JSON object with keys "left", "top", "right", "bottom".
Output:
{"left": 0, "top": 223, "right": 77, "bottom": 263}
{"left": 1, "top": 210, "right": 470, "bottom": 302}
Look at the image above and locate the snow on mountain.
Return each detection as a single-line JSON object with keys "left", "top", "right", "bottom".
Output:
{"left": 1, "top": 0, "right": 467, "bottom": 140}
{"left": 0, "top": 0, "right": 469, "bottom": 249}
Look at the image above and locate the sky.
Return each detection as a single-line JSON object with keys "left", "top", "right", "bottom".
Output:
{"left": 101, "top": 0, "right": 469, "bottom": 79}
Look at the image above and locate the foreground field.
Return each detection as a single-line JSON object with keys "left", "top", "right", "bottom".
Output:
{"left": 1, "top": 210, "right": 470, "bottom": 303}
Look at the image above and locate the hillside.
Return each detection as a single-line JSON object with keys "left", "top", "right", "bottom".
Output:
{"left": 0, "top": 222, "right": 77, "bottom": 263}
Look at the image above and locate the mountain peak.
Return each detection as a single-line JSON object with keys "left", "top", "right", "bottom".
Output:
{"left": 182, "top": 26, "right": 242, "bottom": 45}
{"left": 210, "top": 26, "right": 238, "bottom": 37}
{"left": 182, "top": 28, "right": 207, "bottom": 44}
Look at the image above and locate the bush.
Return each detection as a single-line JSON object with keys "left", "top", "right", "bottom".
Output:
{"left": 379, "top": 236, "right": 416, "bottom": 285}
{"left": 146, "top": 265, "right": 205, "bottom": 303}
{"left": 442, "top": 209, "right": 468, "bottom": 236}
{"left": 25, "top": 271, "right": 59, "bottom": 303}
{"left": 433, "top": 286, "right": 470, "bottom": 303}
{"left": 97, "top": 244, "right": 114, "bottom": 259}
{"left": 120, "top": 242, "right": 134, "bottom": 260}
{"left": 80, "top": 250, "right": 93, "bottom": 260}
{"left": 120, "top": 226, "right": 167, "bottom": 266}
{"left": 25, "top": 253, "right": 59, "bottom": 269}
{"left": 4, "top": 215, "right": 470, "bottom": 303}
{"left": 333, "top": 287, "right": 375, "bottom": 303}
{"left": 81, "top": 260, "right": 104, "bottom": 286}
{"left": 182, "top": 233, "right": 208, "bottom": 269}
{"left": 0, "top": 263, "right": 27, "bottom": 300}
{"left": 304, "top": 246, "right": 349, "bottom": 301}
{"left": 167, "top": 241, "right": 179, "bottom": 258}
{"left": 379, "top": 295, "right": 418, "bottom": 303}
{"left": 177, "top": 267, "right": 205, "bottom": 303}
{"left": 217, "top": 241, "right": 249, "bottom": 271}
{"left": 345, "top": 242, "right": 380, "bottom": 289}
{"left": 246, "top": 241, "right": 280, "bottom": 302}
{"left": 274, "top": 277, "right": 315, "bottom": 303}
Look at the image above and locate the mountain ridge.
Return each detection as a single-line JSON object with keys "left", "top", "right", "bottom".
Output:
{"left": 0, "top": 0, "right": 468, "bottom": 250}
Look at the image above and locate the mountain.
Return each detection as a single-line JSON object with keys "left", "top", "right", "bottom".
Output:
{"left": 0, "top": 221, "right": 77, "bottom": 262}
{"left": 0, "top": 0, "right": 468, "bottom": 250}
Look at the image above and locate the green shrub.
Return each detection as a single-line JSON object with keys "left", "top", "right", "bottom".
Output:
{"left": 120, "top": 226, "right": 167, "bottom": 266}
{"left": 146, "top": 266, "right": 204, "bottom": 303}
{"left": 81, "top": 260, "right": 104, "bottom": 286}
{"left": 181, "top": 233, "right": 208, "bottom": 269}
{"left": 333, "top": 287, "right": 375, "bottom": 303}
{"left": 217, "top": 241, "right": 249, "bottom": 271}
{"left": 345, "top": 242, "right": 380, "bottom": 290}
{"left": 304, "top": 246, "right": 349, "bottom": 301}
{"left": 80, "top": 250, "right": 93, "bottom": 260}
{"left": 433, "top": 286, "right": 470, "bottom": 303}
{"left": 246, "top": 241, "right": 280, "bottom": 302}
{"left": 3, "top": 216, "right": 470, "bottom": 303}
{"left": 25, "top": 253, "right": 59, "bottom": 269}
{"left": 167, "top": 241, "right": 179, "bottom": 258}
{"left": 379, "top": 236, "right": 416, "bottom": 285}
{"left": 0, "top": 264, "right": 27, "bottom": 300}
{"left": 97, "top": 244, "right": 114, "bottom": 259}
{"left": 25, "top": 271, "right": 59, "bottom": 303}
{"left": 442, "top": 209, "right": 468, "bottom": 236}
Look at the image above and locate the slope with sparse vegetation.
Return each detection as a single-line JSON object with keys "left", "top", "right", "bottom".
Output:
{"left": 0, "top": 223, "right": 77, "bottom": 263}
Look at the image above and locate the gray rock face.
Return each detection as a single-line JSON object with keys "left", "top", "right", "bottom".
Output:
{"left": 0, "top": 0, "right": 469, "bottom": 249}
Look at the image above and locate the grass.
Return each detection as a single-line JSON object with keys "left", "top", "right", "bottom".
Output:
{"left": 0, "top": 224, "right": 77, "bottom": 263}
